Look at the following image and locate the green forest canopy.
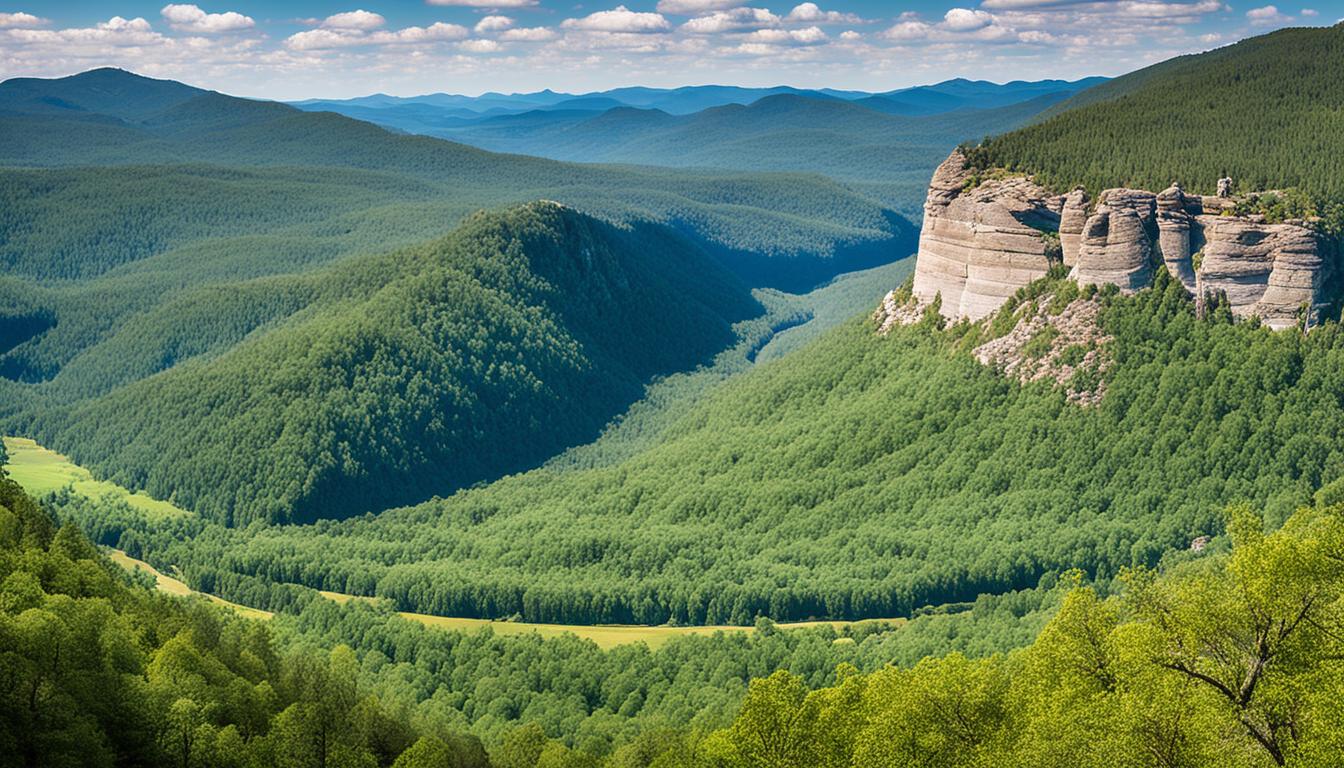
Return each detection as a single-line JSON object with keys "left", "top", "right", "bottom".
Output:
{"left": 17, "top": 204, "right": 760, "bottom": 525}
{"left": 965, "top": 24, "right": 1344, "bottom": 219}
{"left": 75, "top": 270, "right": 1344, "bottom": 626}
{"left": 10, "top": 457, "right": 1344, "bottom": 767}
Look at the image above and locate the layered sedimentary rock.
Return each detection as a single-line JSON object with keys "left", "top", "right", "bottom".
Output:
{"left": 910, "top": 150, "right": 1060, "bottom": 320}
{"left": 1196, "top": 216, "right": 1329, "bottom": 329}
{"left": 1156, "top": 184, "right": 1201, "bottom": 291}
{"left": 1059, "top": 188, "right": 1089, "bottom": 267}
{"left": 1072, "top": 189, "right": 1156, "bottom": 291}
{"left": 908, "top": 151, "right": 1332, "bottom": 330}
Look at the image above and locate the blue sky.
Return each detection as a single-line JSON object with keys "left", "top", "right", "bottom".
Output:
{"left": 1, "top": 1, "right": 1338, "bottom": 98}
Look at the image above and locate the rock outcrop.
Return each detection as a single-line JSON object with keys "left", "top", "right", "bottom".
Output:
{"left": 1072, "top": 189, "right": 1156, "bottom": 291}
{"left": 910, "top": 150, "right": 1060, "bottom": 320}
{"left": 908, "top": 151, "right": 1333, "bottom": 330}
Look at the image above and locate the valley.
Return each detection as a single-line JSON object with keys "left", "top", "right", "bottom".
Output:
{"left": 4, "top": 436, "right": 905, "bottom": 650}
{"left": 4, "top": 12, "right": 1344, "bottom": 768}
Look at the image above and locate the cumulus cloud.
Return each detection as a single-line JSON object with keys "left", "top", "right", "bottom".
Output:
{"left": 655, "top": 0, "right": 740, "bottom": 13}
{"left": 784, "top": 3, "right": 863, "bottom": 24}
{"left": 499, "top": 26, "right": 556, "bottom": 41}
{"left": 160, "top": 4, "right": 254, "bottom": 33}
{"left": 460, "top": 38, "right": 501, "bottom": 52}
{"left": 742, "top": 25, "right": 827, "bottom": 44}
{"left": 980, "top": 0, "right": 1101, "bottom": 8}
{"left": 474, "top": 15, "right": 514, "bottom": 33}
{"left": 426, "top": 0, "right": 538, "bottom": 6}
{"left": 1246, "top": 4, "right": 1292, "bottom": 22}
{"left": 942, "top": 8, "right": 995, "bottom": 30}
{"left": 7, "top": 15, "right": 161, "bottom": 45}
{"left": 682, "top": 8, "right": 781, "bottom": 33}
{"left": 321, "top": 10, "right": 386, "bottom": 30}
{"left": 883, "top": 19, "right": 932, "bottom": 40}
{"left": 879, "top": 8, "right": 1025, "bottom": 43}
{"left": 0, "top": 11, "right": 45, "bottom": 28}
{"left": 286, "top": 20, "right": 468, "bottom": 50}
{"left": 561, "top": 6, "right": 671, "bottom": 33}
{"left": 839, "top": 29, "right": 861, "bottom": 40}
{"left": 1114, "top": 0, "right": 1226, "bottom": 18}
{"left": 982, "top": 0, "right": 1224, "bottom": 15}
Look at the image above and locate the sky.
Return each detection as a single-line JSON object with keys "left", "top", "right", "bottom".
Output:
{"left": 0, "top": 1, "right": 1338, "bottom": 99}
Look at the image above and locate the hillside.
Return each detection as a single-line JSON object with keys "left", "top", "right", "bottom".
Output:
{"left": 0, "top": 456, "right": 1077, "bottom": 764}
{"left": 0, "top": 69, "right": 917, "bottom": 291}
{"left": 967, "top": 25, "right": 1344, "bottom": 213}
{"left": 78, "top": 271, "right": 1344, "bottom": 626}
{"left": 19, "top": 203, "right": 759, "bottom": 525}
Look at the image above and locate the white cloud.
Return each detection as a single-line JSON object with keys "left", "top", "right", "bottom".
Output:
{"left": 879, "top": 8, "right": 1026, "bottom": 44}
{"left": 839, "top": 29, "right": 861, "bottom": 40}
{"left": 390, "top": 23, "right": 469, "bottom": 42}
{"left": 426, "top": 0, "right": 538, "bottom": 6}
{"left": 784, "top": 3, "right": 862, "bottom": 24}
{"left": 942, "top": 8, "right": 995, "bottom": 31}
{"left": 460, "top": 38, "right": 501, "bottom": 52}
{"left": 981, "top": 0, "right": 1100, "bottom": 8}
{"left": 0, "top": 11, "right": 44, "bottom": 28}
{"left": 13, "top": 15, "right": 160, "bottom": 44}
{"left": 321, "top": 10, "right": 386, "bottom": 30}
{"left": 655, "top": 0, "right": 740, "bottom": 13}
{"left": 160, "top": 4, "right": 254, "bottom": 33}
{"left": 499, "top": 26, "right": 556, "bottom": 41}
{"left": 1017, "top": 29, "right": 1057, "bottom": 42}
{"left": 742, "top": 25, "right": 827, "bottom": 44}
{"left": 286, "top": 21, "right": 469, "bottom": 49}
{"left": 1113, "top": 1, "right": 1226, "bottom": 18}
{"left": 682, "top": 8, "right": 781, "bottom": 33}
{"left": 883, "top": 20, "right": 932, "bottom": 40}
{"left": 1246, "top": 4, "right": 1291, "bottom": 22}
{"left": 474, "top": 15, "right": 514, "bottom": 33}
{"left": 561, "top": 6, "right": 671, "bottom": 33}
{"left": 1301, "top": 8, "right": 1318, "bottom": 15}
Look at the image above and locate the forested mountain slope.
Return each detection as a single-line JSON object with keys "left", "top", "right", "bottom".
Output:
{"left": 84, "top": 271, "right": 1344, "bottom": 626}
{"left": 967, "top": 24, "right": 1344, "bottom": 212}
{"left": 0, "top": 453, "right": 1073, "bottom": 765}
{"left": 670, "top": 500, "right": 1344, "bottom": 768}
{"left": 18, "top": 203, "right": 758, "bottom": 525}
{"left": 0, "top": 69, "right": 916, "bottom": 291}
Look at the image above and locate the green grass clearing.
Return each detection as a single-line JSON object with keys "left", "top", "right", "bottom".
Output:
{"left": 6, "top": 435, "right": 905, "bottom": 648}
{"left": 3, "top": 436, "right": 190, "bottom": 519}
{"left": 107, "top": 548, "right": 273, "bottom": 621}
{"left": 320, "top": 591, "right": 902, "bottom": 650}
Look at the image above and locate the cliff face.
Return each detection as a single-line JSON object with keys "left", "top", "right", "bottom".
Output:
{"left": 909, "top": 151, "right": 1333, "bottom": 330}
{"left": 910, "top": 150, "right": 1060, "bottom": 320}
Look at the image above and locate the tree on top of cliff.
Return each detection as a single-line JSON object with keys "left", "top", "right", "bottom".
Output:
{"left": 966, "top": 24, "right": 1344, "bottom": 223}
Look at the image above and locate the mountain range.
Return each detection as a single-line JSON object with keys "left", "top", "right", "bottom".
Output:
{"left": 293, "top": 77, "right": 1105, "bottom": 217}
{"left": 6, "top": 23, "right": 1344, "bottom": 768}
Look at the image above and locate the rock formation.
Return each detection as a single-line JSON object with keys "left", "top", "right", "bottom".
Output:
{"left": 1059, "top": 188, "right": 1088, "bottom": 267}
{"left": 1155, "top": 184, "right": 1199, "bottom": 292}
{"left": 908, "top": 151, "right": 1333, "bottom": 330}
{"left": 909, "top": 150, "right": 1060, "bottom": 320}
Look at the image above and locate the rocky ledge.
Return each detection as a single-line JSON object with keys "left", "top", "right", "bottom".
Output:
{"left": 907, "top": 150, "right": 1334, "bottom": 330}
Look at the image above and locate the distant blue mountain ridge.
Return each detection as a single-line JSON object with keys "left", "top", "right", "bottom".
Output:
{"left": 289, "top": 77, "right": 1107, "bottom": 219}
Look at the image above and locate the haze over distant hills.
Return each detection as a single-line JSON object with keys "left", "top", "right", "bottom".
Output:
{"left": 290, "top": 77, "right": 1103, "bottom": 219}
{"left": 293, "top": 78, "right": 1107, "bottom": 119}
